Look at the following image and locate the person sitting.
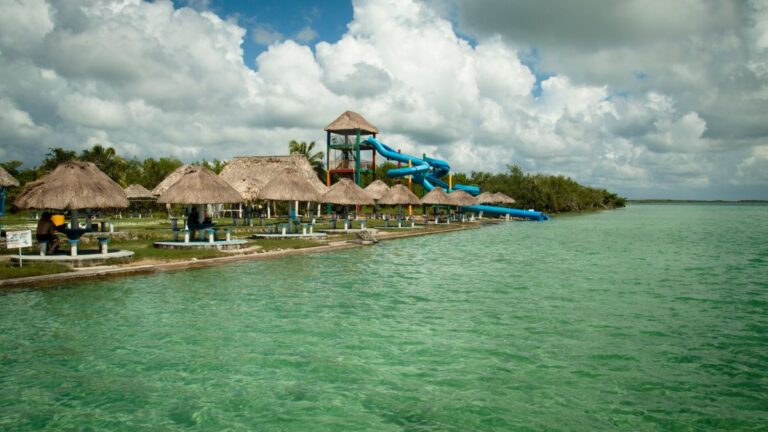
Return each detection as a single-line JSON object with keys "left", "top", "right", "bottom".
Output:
{"left": 36, "top": 211, "right": 60, "bottom": 254}
{"left": 188, "top": 207, "right": 200, "bottom": 225}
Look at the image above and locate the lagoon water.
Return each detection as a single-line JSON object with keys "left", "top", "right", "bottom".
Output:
{"left": 1, "top": 204, "right": 767, "bottom": 430}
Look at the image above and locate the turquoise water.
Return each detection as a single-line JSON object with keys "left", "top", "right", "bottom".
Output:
{"left": 1, "top": 204, "right": 767, "bottom": 430}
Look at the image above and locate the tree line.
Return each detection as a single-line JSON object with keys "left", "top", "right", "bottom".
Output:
{"left": 2, "top": 143, "right": 624, "bottom": 214}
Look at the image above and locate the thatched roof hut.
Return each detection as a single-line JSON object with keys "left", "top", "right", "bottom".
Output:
{"left": 449, "top": 190, "right": 478, "bottom": 206}
{"left": 324, "top": 111, "right": 378, "bottom": 136}
{"left": 257, "top": 168, "right": 321, "bottom": 202}
{"left": 322, "top": 178, "right": 374, "bottom": 205}
{"left": 378, "top": 184, "right": 421, "bottom": 206}
{"left": 15, "top": 161, "right": 128, "bottom": 210}
{"left": 157, "top": 166, "right": 242, "bottom": 204}
{"left": 152, "top": 164, "right": 191, "bottom": 196}
{"left": 420, "top": 187, "right": 457, "bottom": 206}
{"left": 219, "top": 155, "right": 327, "bottom": 201}
{"left": 124, "top": 184, "right": 156, "bottom": 200}
{"left": 364, "top": 180, "right": 390, "bottom": 201}
{"left": 0, "top": 166, "right": 19, "bottom": 187}
{"left": 476, "top": 192, "right": 497, "bottom": 204}
{"left": 493, "top": 192, "right": 516, "bottom": 204}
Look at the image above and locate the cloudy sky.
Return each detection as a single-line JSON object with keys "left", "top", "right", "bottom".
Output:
{"left": 1, "top": 0, "right": 766, "bottom": 199}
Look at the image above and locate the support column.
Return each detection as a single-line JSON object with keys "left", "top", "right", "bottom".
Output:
{"left": 355, "top": 128, "right": 361, "bottom": 185}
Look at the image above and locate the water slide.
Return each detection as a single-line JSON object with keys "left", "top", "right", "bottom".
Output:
{"left": 364, "top": 137, "right": 550, "bottom": 221}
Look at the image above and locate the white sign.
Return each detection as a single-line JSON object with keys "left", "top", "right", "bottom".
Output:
{"left": 6, "top": 230, "right": 32, "bottom": 249}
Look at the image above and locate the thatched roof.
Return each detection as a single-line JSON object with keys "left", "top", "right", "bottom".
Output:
{"left": 324, "top": 111, "right": 378, "bottom": 136}
{"left": 364, "top": 180, "right": 390, "bottom": 201}
{"left": 15, "top": 161, "right": 128, "bottom": 210}
{"left": 476, "top": 192, "right": 497, "bottom": 204}
{"left": 157, "top": 166, "right": 242, "bottom": 204}
{"left": 219, "top": 155, "right": 327, "bottom": 201}
{"left": 322, "top": 178, "right": 374, "bottom": 205}
{"left": 449, "top": 190, "right": 478, "bottom": 206}
{"left": 0, "top": 166, "right": 19, "bottom": 187}
{"left": 152, "top": 164, "right": 191, "bottom": 195}
{"left": 493, "top": 192, "right": 516, "bottom": 204}
{"left": 257, "top": 168, "right": 321, "bottom": 202}
{"left": 378, "top": 184, "right": 421, "bottom": 206}
{"left": 420, "top": 187, "right": 457, "bottom": 206}
{"left": 124, "top": 184, "right": 156, "bottom": 200}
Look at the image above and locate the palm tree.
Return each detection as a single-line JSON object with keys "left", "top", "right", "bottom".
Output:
{"left": 289, "top": 140, "right": 325, "bottom": 178}
{"left": 80, "top": 144, "right": 127, "bottom": 184}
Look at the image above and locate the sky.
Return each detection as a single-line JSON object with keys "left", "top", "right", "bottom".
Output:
{"left": 1, "top": 0, "right": 767, "bottom": 200}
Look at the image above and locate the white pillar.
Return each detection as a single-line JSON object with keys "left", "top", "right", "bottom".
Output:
{"left": 295, "top": 200, "right": 299, "bottom": 217}
{"left": 317, "top": 203, "right": 321, "bottom": 217}
{"left": 266, "top": 201, "right": 271, "bottom": 218}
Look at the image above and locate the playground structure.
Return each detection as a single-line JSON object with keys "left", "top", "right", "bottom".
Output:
{"left": 323, "top": 111, "right": 549, "bottom": 221}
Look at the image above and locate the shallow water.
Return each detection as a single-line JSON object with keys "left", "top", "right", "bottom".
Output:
{"left": 1, "top": 204, "right": 767, "bottom": 430}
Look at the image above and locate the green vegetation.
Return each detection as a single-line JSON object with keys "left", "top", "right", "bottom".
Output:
{"left": 3, "top": 143, "right": 625, "bottom": 219}
{"left": 0, "top": 261, "right": 72, "bottom": 279}
{"left": 289, "top": 140, "right": 325, "bottom": 178}
{"left": 459, "top": 165, "right": 626, "bottom": 213}
{"left": 362, "top": 163, "right": 625, "bottom": 213}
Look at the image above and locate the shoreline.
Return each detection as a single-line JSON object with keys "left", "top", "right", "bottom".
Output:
{"left": 0, "top": 223, "right": 485, "bottom": 291}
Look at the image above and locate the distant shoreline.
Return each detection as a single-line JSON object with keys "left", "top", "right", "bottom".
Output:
{"left": 628, "top": 199, "right": 768, "bottom": 204}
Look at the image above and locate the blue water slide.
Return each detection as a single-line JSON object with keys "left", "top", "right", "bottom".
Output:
{"left": 364, "top": 137, "right": 549, "bottom": 221}
{"left": 366, "top": 137, "right": 476, "bottom": 193}
{"left": 464, "top": 205, "right": 550, "bottom": 221}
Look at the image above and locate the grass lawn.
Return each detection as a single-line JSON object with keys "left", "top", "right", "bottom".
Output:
{"left": 0, "top": 261, "right": 73, "bottom": 279}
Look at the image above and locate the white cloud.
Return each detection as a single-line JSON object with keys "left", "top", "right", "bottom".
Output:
{"left": 251, "top": 23, "right": 283, "bottom": 46}
{"left": 0, "top": 0, "right": 765, "bottom": 199}
{"left": 295, "top": 26, "right": 318, "bottom": 43}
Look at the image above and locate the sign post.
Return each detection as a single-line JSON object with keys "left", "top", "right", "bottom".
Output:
{"left": 7, "top": 230, "right": 32, "bottom": 268}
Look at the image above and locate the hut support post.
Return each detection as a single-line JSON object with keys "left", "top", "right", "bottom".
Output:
{"left": 70, "top": 209, "right": 79, "bottom": 229}
{"left": 326, "top": 131, "right": 332, "bottom": 216}
{"left": 266, "top": 201, "right": 271, "bottom": 219}
{"left": 355, "top": 128, "right": 361, "bottom": 216}
{"left": 355, "top": 128, "right": 361, "bottom": 186}
{"left": 408, "top": 160, "right": 413, "bottom": 217}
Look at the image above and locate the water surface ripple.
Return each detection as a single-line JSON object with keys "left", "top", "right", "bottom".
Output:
{"left": 1, "top": 204, "right": 767, "bottom": 430}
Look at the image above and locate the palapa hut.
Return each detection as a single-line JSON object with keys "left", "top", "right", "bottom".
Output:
{"left": 324, "top": 111, "right": 379, "bottom": 186}
{"left": 325, "top": 111, "right": 379, "bottom": 136}
{"left": 14, "top": 161, "right": 128, "bottom": 257}
{"left": 364, "top": 179, "right": 390, "bottom": 213}
{"left": 0, "top": 165, "right": 20, "bottom": 216}
{"left": 420, "top": 187, "right": 458, "bottom": 220}
{"left": 420, "top": 187, "right": 457, "bottom": 206}
{"left": 219, "top": 155, "right": 328, "bottom": 218}
{"left": 152, "top": 164, "right": 191, "bottom": 196}
{"left": 476, "top": 191, "right": 498, "bottom": 204}
{"left": 0, "top": 166, "right": 19, "bottom": 188}
{"left": 123, "top": 184, "right": 156, "bottom": 218}
{"left": 378, "top": 184, "right": 421, "bottom": 219}
{"left": 364, "top": 180, "right": 390, "bottom": 201}
{"left": 157, "top": 165, "right": 242, "bottom": 226}
{"left": 449, "top": 190, "right": 478, "bottom": 207}
{"left": 322, "top": 178, "right": 374, "bottom": 218}
{"left": 15, "top": 161, "right": 128, "bottom": 230}
{"left": 493, "top": 192, "right": 516, "bottom": 205}
{"left": 257, "top": 167, "right": 321, "bottom": 220}
{"left": 124, "top": 184, "right": 156, "bottom": 200}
